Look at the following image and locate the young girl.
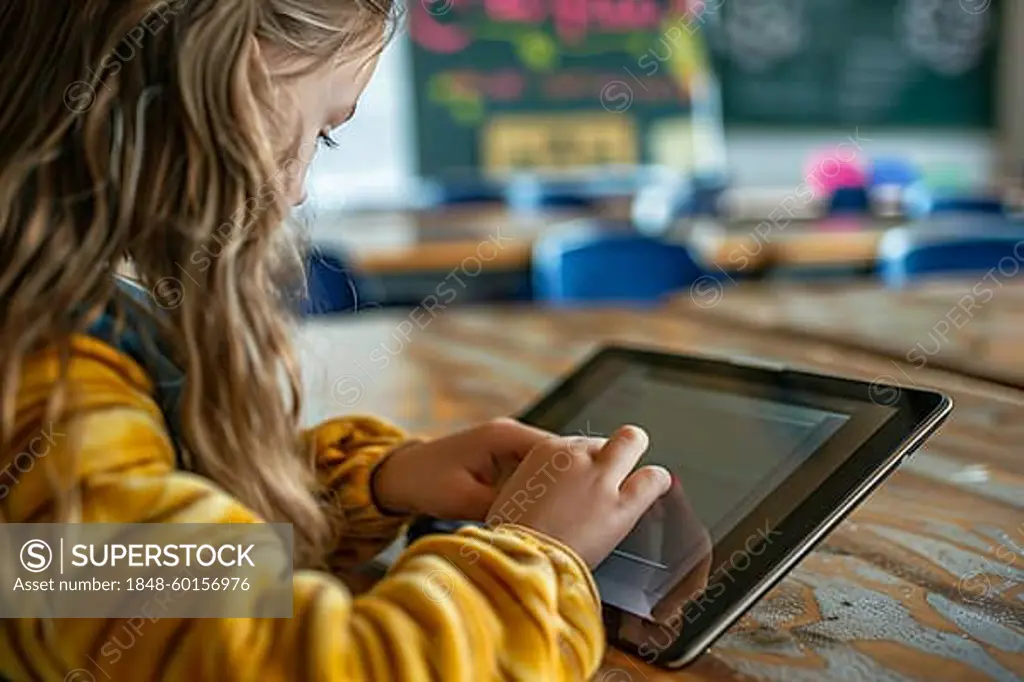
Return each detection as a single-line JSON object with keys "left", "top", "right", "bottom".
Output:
{"left": 0, "top": 1, "right": 673, "bottom": 680}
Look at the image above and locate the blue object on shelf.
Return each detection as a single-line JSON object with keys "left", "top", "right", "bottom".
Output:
{"left": 869, "top": 157, "right": 921, "bottom": 188}
{"left": 505, "top": 175, "right": 598, "bottom": 213}
{"left": 878, "top": 218, "right": 1024, "bottom": 287}
{"left": 827, "top": 186, "right": 871, "bottom": 215}
{"left": 532, "top": 219, "right": 707, "bottom": 305}
{"left": 302, "top": 247, "right": 376, "bottom": 316}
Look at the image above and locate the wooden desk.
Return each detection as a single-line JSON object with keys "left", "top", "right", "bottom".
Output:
{"left": 297, "top": 307, "right": 1023, "bottom": 681}
{"left": 687, "top": 217, "right": 902, "bottom": 271}
{"left": 314, "top": 207, "right": 900, "bottom": 277}
{"left": 319, "top": 202, "right": 627, "bottom": 275}
{"left": 673, "top": 280, "right": 1024, "bottom": 391}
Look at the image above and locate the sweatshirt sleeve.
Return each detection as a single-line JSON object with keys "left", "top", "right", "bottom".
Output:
{"left": 0, "top": 337, "right": 606, "bottom": 682}
{"left": 304, "top": 415, "right": 414, "bottom": 568}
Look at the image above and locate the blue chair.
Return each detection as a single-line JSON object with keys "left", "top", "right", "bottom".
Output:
{"left": 579, "top": 169, "right": 647, "bottom": 198}
{"left": 420, "top": 177, "right": 505, "bottom": 207}
{"left": 877, "top": 218, "right": 1024, "bottom": 287}
{"left": 631, "top": 181, "right": 693, "bottom": 236}
{"left": 532, "top": 220, "right": 707, "bottom": 305}
{"left": 827, "top": 186, "right": 871, "bottom": 215}
{"left": 692, "top": 173, "right": 728, "bottom": 216}
{"left": 902, "top": 181, "right": 1005, "bottom": 219}
{"left": 931, "top": 196, "right": 1005, "bottom": 215}
{"left": 631, "top": 172, "right": 728, "bottom": 235}
{"left": 302, "top": 247, "right": 378, "bottom": 316}
{"left": 505, "top": 175, "right": 598, "bottom": 213}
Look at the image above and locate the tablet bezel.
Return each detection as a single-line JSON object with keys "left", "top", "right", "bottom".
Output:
{"left": 517, "top": 345, "right": 952, "bottom": 668}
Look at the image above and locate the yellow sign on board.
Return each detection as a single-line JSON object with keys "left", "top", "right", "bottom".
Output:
{"left": 482, "top": 114, "right": 638, "bottom": 173}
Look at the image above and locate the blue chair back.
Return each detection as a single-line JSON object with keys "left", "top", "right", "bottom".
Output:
{"left": 302, "top": 247, "right": 376, "bottom": 316}
{"left": 631, "top": 172, "right": 727, "bottom": 235}
{"left": 902, "top": 181, "right": 1005, "bottom": 219}
{"left": 878, "top": 219, "right": 1024, "bottom": 287}
{"left": 505, "top": 176, "right": 598, "bottom": 213}
{"left": 421, "top": 177, "right": 505, "bottom": 207}
{"left": 827, "top": 186, "right": 871, "bottom": 215}
{"left": 930, "top": 196, "right": 1005, "bottom": 215}
{"left": 692, "top": 173, "right": 728, "bottom": 216}
{"left": 631, "top": 181, "right": 694, "bottom": 236}
{"left": 533, "top": 220, "right": 706, "bottom": 305}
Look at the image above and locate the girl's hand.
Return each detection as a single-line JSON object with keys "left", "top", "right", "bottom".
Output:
{"left": 370, "top": 418, "right": 553, "bottom": 520}
{"left": 487, "top": 425, "right": 672, "bottom": 566}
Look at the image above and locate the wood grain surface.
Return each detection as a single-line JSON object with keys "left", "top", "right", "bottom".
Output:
{"left": 672, "top": 280, "right": 1024, "bottom": 391}
{"left": 296, "top": 307, "right": 1024, "bottom": 681}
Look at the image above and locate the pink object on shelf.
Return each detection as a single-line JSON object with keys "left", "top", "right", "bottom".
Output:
{"left": 804, "top": 150, "right": 868, "bottom": 199}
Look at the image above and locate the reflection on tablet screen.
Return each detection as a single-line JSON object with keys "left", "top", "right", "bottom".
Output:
{"left": 562, "top": 365, "right": 851, "bottom": 618}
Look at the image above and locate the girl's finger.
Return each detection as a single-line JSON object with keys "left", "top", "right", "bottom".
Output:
{"left": 594, "top": 425, "right": 650, "bottom": 481}
{"left": 487, "top": 419, "right": 554, "bottom": 460}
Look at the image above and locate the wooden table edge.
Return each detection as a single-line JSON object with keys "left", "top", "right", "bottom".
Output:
{"left": 354, "top": 231, "right": 885, "bottom": 276}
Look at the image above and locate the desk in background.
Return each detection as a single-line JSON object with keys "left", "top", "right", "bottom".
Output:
{"left": 672, "top": 280, "right": 1024, "bottom": 391}
{"left": 313, "top": 202, "right": 626, "bottom": 305}
{"left": 313, "top": 206, "right": 901, "bottom": 305}
{"left": 686, "top": 217, "right": 904, "bottom": 273}
{"left": 297, "top": 306, "right": 1023, "bottom": 681}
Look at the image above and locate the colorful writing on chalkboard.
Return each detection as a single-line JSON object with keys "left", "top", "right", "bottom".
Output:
{"left": 410, "top": 0, "right": 712, "bottom": 176}
{"left": 412, "top": 0, "right": 706, "bottom": 50}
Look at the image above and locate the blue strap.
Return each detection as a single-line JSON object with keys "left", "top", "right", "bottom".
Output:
{"left": 84, "top": 279, "right": 186, "bottom": 465}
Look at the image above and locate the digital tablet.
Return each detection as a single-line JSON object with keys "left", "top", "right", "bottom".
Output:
{"left": 510, "top": 346, "right": 952, "bottom": 668}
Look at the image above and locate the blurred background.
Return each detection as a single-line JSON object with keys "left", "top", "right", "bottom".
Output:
{"left": 297, "top": 0, "right": 1023, "bottom": 314}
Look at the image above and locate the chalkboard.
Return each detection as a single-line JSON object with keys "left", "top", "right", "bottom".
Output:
{"left": 409, "top": 0, "right": 709, "bottom": 177}
{"left": 408, "top": 0, "right": 999, "bottom": 178}
{"left": 701, "top": 0, "right": 999, "bottom": 128}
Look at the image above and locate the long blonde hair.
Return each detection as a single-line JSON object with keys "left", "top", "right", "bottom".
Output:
{"left": 0, "top": 0, "right": 397, "bottom": 565}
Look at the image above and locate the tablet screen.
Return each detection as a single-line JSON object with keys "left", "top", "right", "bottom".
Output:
{"left": 523, "top": 353, "right": 897, "bottom": 620}
{"left": 561, "top": 366, "right": 850, "bottom": 545}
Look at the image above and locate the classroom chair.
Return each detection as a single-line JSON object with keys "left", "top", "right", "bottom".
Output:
{"left": 575, "top": 167, "right": 647, "bottom": 198}
{"left": 930, "top": 197, "right": 1005, "bottom": 215}
{"left": 419, "top": 177, "right": 506, "bottom": 207}
{"left": 877, "top": 219, "right": 1024, "bottom": 288}
{"left": 631, "top": 180, "right": 694, "bottom": 235}
{"left": 504, "top": 175, "right": 598, "bottom": 213}
{"left": 827, "top": 186, "right": 871, "bottom": 215}
{"left": 532, "top": 219, "right": 707, "bottom": 305}
{"left": 301, "top": 246, "right": 377, "bottom": 316}
{"left": 902, "top": 181, "right": 1005, "bottom": 219}
{"left": 692, "top": 173, "right": 729, "bottom": 216}
{"left": 632, "top": 173, "right": 726, "bottom": 234}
